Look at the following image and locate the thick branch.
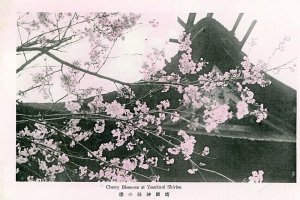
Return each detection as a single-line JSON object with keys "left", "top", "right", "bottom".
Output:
{"left": 17, "top": 52, "right": 44, "bottom": 73}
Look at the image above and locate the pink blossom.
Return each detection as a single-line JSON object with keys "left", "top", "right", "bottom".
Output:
{"left": 58, "top": 154, "right": 69, "bottom": 164}
{"left": 119, "top": 85, "right": 135, "bottom": 99}
{"left": 136, "top": 154, "right": 149, "bottom": 169}
{"left": 74, "top": 131, "right": 93, "bottom": 142}
{"left": 198, "top": 70, "right": 228, "bottom": 91}
{"left": 241, "top": 57, "right": 271, "bottom": 87}
{"left": 204, "top": 103, "right": 232, "bottom": 132}
{"left": 166, "top": 157, "right": 175, "bottom": 165}
{"left": 105, "top": 100, "right": 126, "bottom": 118}
{"left": 170, "top": 111, "right": 180, "bottom": 122}
{"left": 122, "top": 159, "right": 137, "bottom": 171}
{"left": 236, "top": 101, "right": 249, "bottom": 119}
{"left": 201, "top": 146, "right": 210, "bottom": 156}
{"left": 65, "top": 101, "right": 81, "bottom": 113}
{"left": 126, "top": 142, "right": 136, "bottom": 151}
{"left": 248, "top": 170, "right": 264, "bottom": 183}
{"left": 240, "top": 87, "right": 256, "bottom": 104}
{"left": 147, "top": 157, "right": 158, "bottom": 167}
{"left": 183, "top": 85, "right": 203, "bottom": 109}
{"left": 16, "top": 156, "right": 28, "bottom": 164}
{"left": 179, "top": 53, "right": 197, "bottom": 74}
{"left": 252, "top": 104, "right": 268, "bottom": 123}
{"left": 156, "top": 100, "right": 170, "bottom": 111}
{"left": 178, "top": 130, "right": 196, "bottom": 160}
{"left": 178, "top": 32, "right": 192, "bottom": 53}
{"left": 79, "top": 166, "right": 88, "bottom": 178}
{"left": 88, "top": 95, "right": 104, "bottom": 113}
{"left": 187, "top": 168, "right": 198, "bottom": 174}
{"left": 38, "top": 160, "right": 48, "bottom": 171}
{"left": 134, "top": 101, "right": 149, "bottom": 114}
{"left": 167, "top": 147, "right": 180, "bottom": 155}
{"left": 140, "top": 48, "right": 165, "bottom": 80}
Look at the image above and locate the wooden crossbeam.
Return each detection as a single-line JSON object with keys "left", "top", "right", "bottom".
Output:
{"left": 206, "top": 13, "right": 214, "bottom": 18}
{"left": 177, "top": 17, "right": 186, "bottom": 28}
{"left": 231, "top": 13, "right": 244, "bottom": 33}
{"left": 169, "top": 38, "right": 179, "bottom": 43}
{"left": 186, "top": 13, "right": 196, "bottom": 30}
{"left": 240, "top": 20, "right": 257, "bottom": 48}
{"left": 161, "top": 124, "right": 296, "bottom": 143}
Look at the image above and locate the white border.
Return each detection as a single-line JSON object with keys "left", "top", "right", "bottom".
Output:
{"left": 1, "top": 0, "right": 299, "bottom": 199}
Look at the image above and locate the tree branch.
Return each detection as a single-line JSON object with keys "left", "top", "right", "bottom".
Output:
{"left": 42, "top": 50, "right": 133, "bottom": 86}
{"left": 17, "top": 52, "right": 44, "bottom": 73}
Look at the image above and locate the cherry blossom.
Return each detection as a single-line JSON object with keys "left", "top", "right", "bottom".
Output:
{"left": 170, "top": 111, "right": 180, "bottom": 122}
{"left": 122, "top": 159, "right": 137, "bottom": 171}
{"left": 167, "top": 147, "right": 180, "bottom": 155}
{"left": 201, "top": 146, "right": 210, "bottom": 156}
{"left": 105, "top": 100, "right": 127, "bottom": 118}
{"left": 183, "top": 85, "right": 203, "bottom": 109}
{"left": 140, "top": 48, "right": 166, "bottom": 80}
{"left": 236, "top": 101, "right": 249, "bottom": 119}
{"left": 248, "top": 170, "right": 264, "bottom": 183}
{"left": 79, "top": 166, "right": 88, "bottom": 179}
{"left": 252, "top": 104, "right": 268, "bottom": 123}
{"left": 241, "top": 57, "right": 271, "bottom": 87}
{"left": 65, "top": 101, "right": 81, "bottom": 113}
{"left": 178, "top": 130, "right": 196, "bottom": 160}
{"left": 165, "top": 157, "right": 175, "bottom": 165}
{"left": 88, "top": 95, "right": 104, "bottom": 113}
{"left": 203, "top": 103, "right": 233, "bottom": 133}
{"left": 187, "top": 168, "right": 198, "bottom": 174}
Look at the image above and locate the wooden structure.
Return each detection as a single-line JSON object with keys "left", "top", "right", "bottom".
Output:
{"left": 165, "top": 13, "right": 296, "bottom": 143}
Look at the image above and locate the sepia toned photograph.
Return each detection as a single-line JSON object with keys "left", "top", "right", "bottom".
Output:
{"left": 1, "top": 0, "right": 300, "bottom": 200}
{"left": 15, "top": 11, "right": 297, "bottom": 184}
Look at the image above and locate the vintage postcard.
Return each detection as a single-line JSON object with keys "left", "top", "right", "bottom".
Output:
{"left": 1, "top": 0, "right": 299, "bottom": 199}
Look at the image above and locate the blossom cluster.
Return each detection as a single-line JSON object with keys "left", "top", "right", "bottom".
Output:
{"left": 79, "top": 165, "right": 136, "bottom": 182}
{"left": 236, "top": 101, "right": 249, "bottom": 119}
{"left": 198, "top": 70, "right": 232, "bottom": 91}
{"left": 118, "top": 85, "right": 136, "bottom": 99}
{"left": 88, "top": 94, "right": 105, "bottom": 113}
{"left": 182, "top": 85, "right": 203, "bottom": 109}
{"left": 65, "top": 119, "right": 94, "bottom": 145}
{"left": 16, "top": 143, "right": 38, "bottom": 164}
{"left": 237, "top": 83, "right": 268, "bottom": 123}
{"left": 105, "top": 100, "right": 128, "bottom": 118}
{"left": 140, "top": 48, "right": 166, "bottom": 81}
{"left": 203, "top": 103, "right": 233, "bottom": 133}
{"left": 37, "top": 153, "right": 70, "bottom": 181}
{"left": 241, "top": 57, "right": 271, "bottom": 87}
{"left": 248, "top": 170, "right": 264, "bottom": 183}
{"left": 167, "top": 130, "right": 196, "bottom": 160}
{"left": 65, "top": 101, "right": 81, "bottom": 113}
{"left": 17, "top": 123, "right": 72, "bottom": 181}
{"left": 251, "top": 104, "right": 268, "bottom": 123}
{"left": 178, "top": 32, "right": 207, "bottom": 75}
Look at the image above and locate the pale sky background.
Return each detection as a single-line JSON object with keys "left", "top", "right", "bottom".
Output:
{"left": 16, "top": 12, "right": 299, "bottom": 103}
